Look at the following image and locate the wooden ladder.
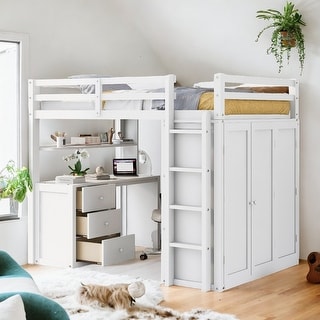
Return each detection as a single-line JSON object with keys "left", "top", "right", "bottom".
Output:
{"left": 162, "top": 110, "right": 212, "bottom": 291}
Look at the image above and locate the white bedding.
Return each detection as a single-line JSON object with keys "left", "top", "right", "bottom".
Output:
{"left": 103, "top": 99, "right": 143, "bottom": 110}
{"left": 38, "top": 82, "right": 292, "bottom": 114}
{"left": 41, "top": 100, "right": 144, "bottom": 111}
{"left": 40, "top": 89, "right": 161, "bottom": 111}
{"left": 41, "top": 101, "right": 96, "bottom": 110}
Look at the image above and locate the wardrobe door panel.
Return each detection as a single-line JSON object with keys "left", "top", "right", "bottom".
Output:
{"left": 224, "top": 123, "right": 251, "bottom": 280}
{"left": 252, "top": 125, "right": 273, "bottom": 269}
{"left": 274, "top": 126, "right": 297, "bottom": 259}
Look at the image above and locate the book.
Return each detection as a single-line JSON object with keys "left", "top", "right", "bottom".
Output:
{"left": 70, "top": 136, "right": 101, "bottom": 145}
{"left": 86, "top": 173, "right": 111, "bottom": 180}
{"left": 55, "top": 175, "right": 86, "bottom": 184}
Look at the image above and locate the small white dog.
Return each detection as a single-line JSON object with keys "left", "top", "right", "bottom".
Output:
{"left": 76, "top": 281, "right": 145, "bottom": 309}
{"left": 76, "top": 281, "right": 175, "bottom": 318}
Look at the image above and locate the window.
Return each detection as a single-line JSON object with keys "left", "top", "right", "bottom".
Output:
{"left": 0, "top": 32, "right": 28, "bottom": 220}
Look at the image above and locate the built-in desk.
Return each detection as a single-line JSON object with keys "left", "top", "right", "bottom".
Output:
{"left": 32, "top": 175, "right": 160, "bottom": 268}
{"left": 85, "top": 174, "right": 160, "bottom": 236}
{"left": 85, "top": 174, "right": 160, "bottom": 187}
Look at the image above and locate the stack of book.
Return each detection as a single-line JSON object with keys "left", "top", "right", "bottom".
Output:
{"left": 55, "top": 175, "right": 86, "bottom": 184}
{"left": 85, "top": 173, "right": 111, "bottom": 180}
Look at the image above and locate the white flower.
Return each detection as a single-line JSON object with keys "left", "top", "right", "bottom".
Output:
{"left": 63, "top": 149, "right": 89, "bottom": 162}
{"left": 63, "top": 149, "right": 90, "bottom": 176}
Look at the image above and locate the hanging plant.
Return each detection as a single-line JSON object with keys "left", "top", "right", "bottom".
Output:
{"left": 255, "top": 1, "right": 306, "bottom": 74}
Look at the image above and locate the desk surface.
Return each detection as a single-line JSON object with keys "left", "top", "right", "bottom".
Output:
{"left": 41, "top": 174, "right": 160, "bottom": 187}
{"left": 85, "top": 174, "right": 159, "bottom": 186}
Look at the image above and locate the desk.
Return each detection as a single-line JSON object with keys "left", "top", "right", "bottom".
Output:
{"left": 31, "top": 175, "right": 160, "bottom": 267}
{"left": 85, "top": 174, "right": 159, "bottom": 185}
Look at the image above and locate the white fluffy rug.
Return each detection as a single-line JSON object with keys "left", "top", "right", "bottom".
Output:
{"left": 33, "top": 266, "right": 238, "bottom": 320}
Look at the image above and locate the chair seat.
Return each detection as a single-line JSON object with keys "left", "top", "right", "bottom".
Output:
{"left": 151, "top": 209, "right": 161, "bottom": 223}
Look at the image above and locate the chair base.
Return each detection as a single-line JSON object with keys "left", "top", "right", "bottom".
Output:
{"left": 140, "top": 249, "right": 161, "bottom": 260}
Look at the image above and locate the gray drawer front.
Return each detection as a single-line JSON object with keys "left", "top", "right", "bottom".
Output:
{"left": 102, "top": 234, "right": 135, "bottom": 265}
{"left": 77, "top": 184, "right": 115, "bottom": 212}
{"left": 77, "top": 209, "right": 121, "bottom": 239}
{"left": 76, "top": 234, "right": 135, "bottom": 266}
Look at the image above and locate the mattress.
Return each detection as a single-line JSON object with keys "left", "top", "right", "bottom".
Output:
{"left": 40, "top": 86, "right": 291, "bottom": 115}
{"left": 198, "top": 92, "right": 290, "bottom": 115}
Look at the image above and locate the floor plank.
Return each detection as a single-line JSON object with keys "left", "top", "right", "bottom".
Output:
{"left": 24, "top": 260, "right": 320, "bottom": 319}
{"left": 160, "top": 261, "right": 320, "bottom": 319}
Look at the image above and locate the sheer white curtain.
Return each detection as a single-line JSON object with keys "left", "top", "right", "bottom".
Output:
{"left": 0, "top": 41, "right": 19, "bottom": 216}
{"left": 0, "top": 41, "right": 19, "bottom": 168}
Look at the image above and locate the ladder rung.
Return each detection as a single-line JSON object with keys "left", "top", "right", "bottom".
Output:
{"left": 169, "top": 242, "right": 202, "bottom": 250}
{"left": 174, "top": 119, "right": 203, "bottom": 124}
{"left": 169, "top": 204, "right": 202, "bottom": 212}
{"left": 170, "top": 129, "right": 202, "bottom": 134}
{"left": 169, "top": 167, "right": 202, "bottom": 173}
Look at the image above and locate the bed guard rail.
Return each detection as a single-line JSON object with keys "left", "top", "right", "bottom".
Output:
{"left": 213, "top": 73, "right": 299, "bottom": 120}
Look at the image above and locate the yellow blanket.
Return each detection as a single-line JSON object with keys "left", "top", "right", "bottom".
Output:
{"left": 198, "top": 92, "right": 290, "bottom": 115}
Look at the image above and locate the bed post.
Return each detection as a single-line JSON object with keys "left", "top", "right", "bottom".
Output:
{"left": 161, "top": 74, "right": 176, "bottom": 287}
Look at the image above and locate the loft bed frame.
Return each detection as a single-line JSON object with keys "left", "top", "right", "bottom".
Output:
{"left": 29, "top": 73, "right": 298, "bottom": 119}
{"left": 28, "top": 73, "right": 299, "bottom": 292}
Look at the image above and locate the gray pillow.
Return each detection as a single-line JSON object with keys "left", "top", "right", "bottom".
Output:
{"left": 68, "top": 74, "right": 131, "bottom": 93}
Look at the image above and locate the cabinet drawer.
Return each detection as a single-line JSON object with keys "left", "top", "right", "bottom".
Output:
{"left": 76, "top": 234, "right": 135, "bottom": 265}
{"left": 77, "top": 184, "right": 115, "bottom": 212}
{"left": 76, "top": 209, "right": 121, "bottom": 239}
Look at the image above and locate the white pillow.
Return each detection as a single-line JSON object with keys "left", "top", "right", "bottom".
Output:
{"left": 0, "top": 277, "right": 40, "bottom": 294}
{"left": 0, "top": 295, "right": 26, "bottom": 320}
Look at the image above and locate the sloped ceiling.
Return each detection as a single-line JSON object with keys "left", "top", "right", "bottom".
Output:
{"left": 113, "top": 0, "right": 263, "bottom": 85}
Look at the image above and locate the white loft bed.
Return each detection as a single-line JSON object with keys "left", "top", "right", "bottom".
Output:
{"left": 29, "top": 73, "right": 297, "bottom": 118}
{"left": 28, "top": 73, "right": 299, "bottom": 292}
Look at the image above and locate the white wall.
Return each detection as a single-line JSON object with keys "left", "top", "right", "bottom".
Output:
{"left": 0, "top": 0, "right": 167, "bottom": 263}
{"left": 0, "top": 0, "right": 167, "bottom": 79}
{"left": 0, "top": 0, "right": 319, "bottom": 262}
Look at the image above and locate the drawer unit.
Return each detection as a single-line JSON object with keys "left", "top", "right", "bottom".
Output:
{"left": 76, "top": 234, "right": 135, "bottom": 265}
{"left": 75, "top": 184, "right": 134, "bottom": 266}
{"left": 76, "top": 184, "right": 115, "bottom": 212}
{"left": 76, "top": 209, "right": 121, "bottom": 239}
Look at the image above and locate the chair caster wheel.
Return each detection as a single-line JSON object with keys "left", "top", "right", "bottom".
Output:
{"left": 140, "top": 253, "right": 148, "bottom": 260}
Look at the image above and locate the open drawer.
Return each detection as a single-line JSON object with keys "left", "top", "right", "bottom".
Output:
{"left": 76, "top": 184, "right": 116, "bottom": 212}
{"left": 76, "top": 234, "right": 135, "bottom": 266}
{"left": 76, "top": 209, "right": 121, "bottom": 239}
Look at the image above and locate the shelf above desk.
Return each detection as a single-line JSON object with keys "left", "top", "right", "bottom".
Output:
{"left": 39, "top": 142, "right": 136, "bottom": 151}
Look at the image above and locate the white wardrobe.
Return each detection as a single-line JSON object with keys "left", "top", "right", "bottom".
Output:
{"left": 214, "top": 119, "right": 299, "bottom": 290}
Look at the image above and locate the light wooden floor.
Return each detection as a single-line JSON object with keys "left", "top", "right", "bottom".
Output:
{"left": 160, "top": 261, "right": 320, "bottom": 319}
{"left": 24, "top": 260, "right": 320, "bottom": 319}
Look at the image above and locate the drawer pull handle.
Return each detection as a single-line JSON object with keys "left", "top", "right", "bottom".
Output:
{"left": 104, "top": 222, "right": 109, "bottom": 227}
{"left": 99, "top": 196, "right": 104, "bottom": 200}
{"left": 119, "top": 248, "right": 124, "bottom": 253}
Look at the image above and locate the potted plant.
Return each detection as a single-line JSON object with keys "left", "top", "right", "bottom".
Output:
{"left": 63, "top": 149, "right": 90, "bottom": 176}
{"left": 255, "top": 1, "right": 306, "bottom": 74}
{"left": 0, "top": 160, "right": 33, "bottom": 203}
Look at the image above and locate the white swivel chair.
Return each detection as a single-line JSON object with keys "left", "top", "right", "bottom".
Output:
{"left": 151, "top": 207, "right": 161, "bottom": 251}
{"left": 140, "top": 201, "right": 161, "bottom": 260}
